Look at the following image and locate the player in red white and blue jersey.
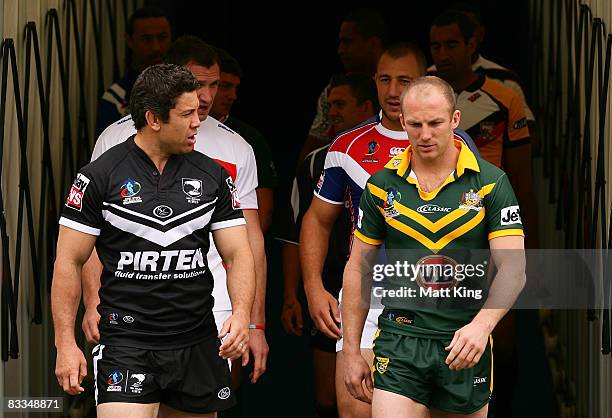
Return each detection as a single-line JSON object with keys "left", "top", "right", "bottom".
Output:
{"left": 299, "top": 43, "right": 479, "bottom": 418}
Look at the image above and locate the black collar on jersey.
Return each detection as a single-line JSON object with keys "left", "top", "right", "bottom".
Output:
{"left": 126, "top": 134, "right": 185, "bottom": 179}
{"left": 463, "top": 74, "right": 486, "bottom": 93}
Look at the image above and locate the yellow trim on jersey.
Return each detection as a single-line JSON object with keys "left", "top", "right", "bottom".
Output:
{"left": 435, "top": 209, "right": 486, "bottom": 249}
{"left": 367, "top": 182, "right": 495, "bottom": 233}
{"left": 383, "top": 209, "right": 485, "bottom": 252}
{"left": 354, "top": 230, "right": 384, "bottom": 246}
{"left": 488, "top": 229, "right": 525, "bottom": 240}
{"left": 372, "top": 328, "right": 381, "bottom": 348}
{"left": 478, "top": 183, "right": 496, "bottom": 197}
{"left": 385, "top": 138, "right": 480, "bottom": 178}
{"left": 489, "top": 335, "right": 494, "bottom": 394}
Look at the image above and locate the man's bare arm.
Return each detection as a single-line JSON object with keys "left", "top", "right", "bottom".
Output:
{"left": 342, "top": 238, "right": 378, "bottom": 403}
{"left": 51, "top": 226, "right": 97, "bottom": 394}
{"left": 445, "top": 235, "right": 526, "bottom": 371}
{"left": 243, "top": 209, "right": 267, "bottom": 324}
{"left": 280, "top": 242, "right": 304, "bottom": 336}
{"left": 81, "top": 248, "right": 102, "bottom": 309}
{"left": 81, "top": 249, "right": 103, "bottom": 343}
{"left": 299, "top": 197, "right": 343, "bottom": 338}
{"left": 242, "top": 209, "right": 270, "bottom": 382}
{"left": 213, "top": 224, "right": 256, "bottom": 363}
{"left": 255, "top": 188, "right": 274, "bottom": 233}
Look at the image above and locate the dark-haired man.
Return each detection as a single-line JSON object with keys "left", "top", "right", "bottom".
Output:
{"left": 280, "top": 73, "right": 377, "bottom": 418}
{"left": 301, "top": 7, "right": 388, "bottom": 161}
{"left": 210, "top": 48, "right": 278, "bottom": 233}
{"left": 53, "top": 64, "right": 255, "bottom": 418}
{"left": 438, "top": 2, "right": 536, "bottom": 126}
{"left": 83, "top": 36, "right": 269, "bottom": 385}
{"left": 95, "top": 6, "right": 172, "bottom": 137}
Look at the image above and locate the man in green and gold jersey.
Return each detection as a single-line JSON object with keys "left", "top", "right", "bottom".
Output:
{"left": 341, "top": 76, "right": 526, "bottom": 418}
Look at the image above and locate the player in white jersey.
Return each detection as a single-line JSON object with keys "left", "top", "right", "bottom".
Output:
{"left": 82, "top": 36, "right": 269, "bottom": 386}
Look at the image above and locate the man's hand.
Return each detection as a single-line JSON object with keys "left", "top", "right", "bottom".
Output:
{"left": 55, "top": 344, "right": 87, "bottom": 395}
{"left": 280, "top": 298, "right": 304, "bottom": 336}
{"left": 81, "top": 308, "right": 101, "bottom": 344}
{"left": 219, "top": 312, "right": 250, "bottom": 364}
{"left": 305, "top": 286, "right": 341, "bottom": 339}
{"left": 343, "top": 350, "right": 373, "bottom": 404}
{"left": 445, "top": 320, "right": 491, "bottom": 371}
{"left": 248, "top": 329, "right": 269, "bottom": 383}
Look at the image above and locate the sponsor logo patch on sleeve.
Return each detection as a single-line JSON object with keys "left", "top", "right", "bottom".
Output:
{"left": 226, "top": 176, "right": 241, "bottom": 209}
{"left": 65, "top": 173, "right": 91, "bottom": 211}
{"left": 500, "top": 205, "right": 522, "bottom": 225}
{"left": 513, "top": 117, "right": 527, "bottom": 130}
{"left": 316, "top": 172, "right": 325, "bottom": 192}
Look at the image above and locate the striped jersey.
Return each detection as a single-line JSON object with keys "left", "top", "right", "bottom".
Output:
{"left": 315, "top": 114, "right": 480, "bottom": 232}
{"left": 93, "top": 114, "right": 258, "bottom": 312}
{"left": 455, "top": 75, "right": 530, "bottom": 168}
{"left": 60, "top": 136, "right": 245, "bottom": 349}
{"left": 356, "top": 140, "right": 524, "bottom": 338}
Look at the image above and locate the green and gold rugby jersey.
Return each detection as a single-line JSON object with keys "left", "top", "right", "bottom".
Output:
{"left": 356, "top": 139, "right": 523, "bottom": 339}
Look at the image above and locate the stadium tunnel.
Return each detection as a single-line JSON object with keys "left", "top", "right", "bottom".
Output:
{"left": 0, "top": 0, "right": 611, "bottom": 417}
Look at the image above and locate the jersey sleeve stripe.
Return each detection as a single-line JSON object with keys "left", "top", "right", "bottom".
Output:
{"left": 488, "top": 229, "right": 525, "bottom": 240}
{"left": 313, "top": 191, "right": 344, "bottom": 205}
{"left": 354, "top": 230, "right": 384, "bottom": 246}
{"left": 59, "top": 217, "right": 101, "bottom": 236}
{"left": 209, "top": 218, "right": 247, "bottom": 231}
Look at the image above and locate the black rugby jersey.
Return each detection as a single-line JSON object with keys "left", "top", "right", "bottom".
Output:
{"left": 277, "top": 144, "right": 351, "bottom": 297}
{"left": 59, "top": 136, "right": 245, "bottom": 349}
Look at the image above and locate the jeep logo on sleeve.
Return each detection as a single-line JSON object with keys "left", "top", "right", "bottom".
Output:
{"left": 500, "top": 206, "right": 522, "bottom": 225}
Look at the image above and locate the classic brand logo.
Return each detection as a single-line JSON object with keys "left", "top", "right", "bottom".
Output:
{"left": 416, "top": 204, "right": 452, "bottom": 214}
{"left": 153, "top": 205, "right": 173, "bottom": 218}
{"left": 218, "top": 387, "right": 231, "bottom": 400}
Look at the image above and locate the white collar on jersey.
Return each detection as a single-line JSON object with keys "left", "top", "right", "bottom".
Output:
{"left": 375, "top": 111, "right": 408, "bottom": 139}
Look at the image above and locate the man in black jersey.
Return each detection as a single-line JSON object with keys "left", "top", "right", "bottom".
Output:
{"left": 52, "top": 64, "right": 255, "bottom": 418}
